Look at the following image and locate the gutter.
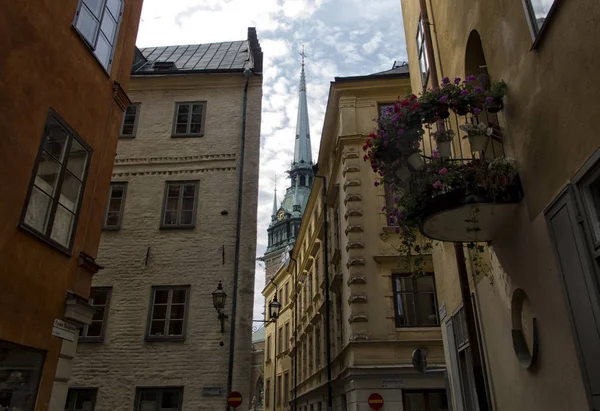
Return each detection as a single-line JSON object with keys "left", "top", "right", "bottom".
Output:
{"left": 226, "top": 67, "right": 251, "bottom": 411}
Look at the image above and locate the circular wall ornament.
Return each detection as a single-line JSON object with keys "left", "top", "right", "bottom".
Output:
{"left": 511, "top": 288, "right": 539, "bottom": 369}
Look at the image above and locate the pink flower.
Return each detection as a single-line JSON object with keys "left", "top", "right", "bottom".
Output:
{"left": 439, "top": 168, "right": 448, "bottom": 175}
{"left": 374, "top": 181, "right": 380, "bottom": 187}
{"left": 433, "top": 180, "right": 442, "bottom": 189}
{"left": 432, "top": 149, "right": 440, "bottom": 159}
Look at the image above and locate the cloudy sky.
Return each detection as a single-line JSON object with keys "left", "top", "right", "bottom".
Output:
{"left": 136, "top": 0, "right": 408, "bottom": 322}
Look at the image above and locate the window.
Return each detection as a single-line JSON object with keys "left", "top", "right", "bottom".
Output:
{"left": 308, "top": 274, "right": 313, "bottom": 300}
{"left": 279, "top": 290, "right": 284, "bottom": 308}
{"left": 385, "top": 183, "right": 399, "bottom": 226}
{"left": 277, "top": 375, "right": 282, "bottom": 405}
{"left": 120, "top": 104, "right": 140, "bottom": 138}
{"left": 416, "top": 15, "right": 430, "bottom": 87}
{"left": 315, "top": 326, "right": 321, "bottom": 368}
{"left": 0, "top": 341, "right": 44, "bottom": 411}
{"left": 146, "top": 286, "right": 190, "bottom": 341}
{"left": 265, "top": 380, "right": 271, "bottom": 408}
{"left": 73, "top": 0, "right": 123, "bottom": 72}
{"left": 161, "top": 181, "right": 199, "bottom": 228}
{"left": 172, "top": 102, "right": 206, "bottom": 137}
{"left": 283, "top": 373, "right": 289, "bottom": 404}
{"left": 80, "top": 287, "right": 111, "bottom": 342}
{"left": 284, "top": 322, "right": 290, "bottom": 351}
{"left": 403, "top": 390, "right": 449, "bottom": 411}
{"left": 278, "top": 327, "right": 283, "bottom": 354}
{"left": 266, "top": 336, "right": 272, "bottom": 361}
{"left": 524, "top": 0, "right": 559, "bottom": 39}
{"left": 378, "top": 103, "right": 395, "bottom": 118}
{"left": 103, "top": 183, "right": 127, "bottom": 230}
{"left": 21, "top": 111, "right": 91, "bottom": 251}
{"left": 135, "top": 388, "right": 183, "bottom": 411}
{"left": 392, "top": 274, "right": 439, "bottom": 327}
{"left": 284, "top": 282, "right": 289, "bottom": 306}
{"left": 65, "top": 389, "right": 97, "bottom": 411}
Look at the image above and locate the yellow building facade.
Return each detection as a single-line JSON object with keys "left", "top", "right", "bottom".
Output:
{"left": 398, "top": 0, "right": 600, "bottom": 410}
{"left": 263, "top": 63, "right": 450, "bottom": 411}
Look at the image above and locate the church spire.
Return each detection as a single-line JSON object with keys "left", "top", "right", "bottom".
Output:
{"left": 293, "top": 45, "right": 312, "bottom": 167}
{"left": 271, "top": 176, "right": 278, "bottom": 222}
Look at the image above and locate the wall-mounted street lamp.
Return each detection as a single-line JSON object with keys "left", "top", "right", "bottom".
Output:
{"left": 268, "top": 295, "right": 282, "bottom": 320}
{"left": 212, "top": 281, "right": 228, "bottom": 333}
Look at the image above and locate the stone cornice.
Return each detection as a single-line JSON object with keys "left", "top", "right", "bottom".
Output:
{"left": 113, "top": 166, "right": 236, "bottom": 178}
{"left": 114, "top": 153, "right": 236, "bottom": 166}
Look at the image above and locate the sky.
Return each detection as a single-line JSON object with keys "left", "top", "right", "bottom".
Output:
{"left": 135, "top": 0, "right": 408, "bottom": 323}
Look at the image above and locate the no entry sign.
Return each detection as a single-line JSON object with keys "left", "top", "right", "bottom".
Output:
{"left": 368, "top": 393, "right": 384, "bottom": 410}
{"left": 227, "top": 391, "right": 243, "bottom": 408}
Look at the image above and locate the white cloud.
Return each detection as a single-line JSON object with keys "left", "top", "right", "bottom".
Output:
{"left": 136, "top": 0, "right": 407, "bottom": 321}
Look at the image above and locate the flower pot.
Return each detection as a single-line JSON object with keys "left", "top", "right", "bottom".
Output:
{"left": 437, "top": 141, "right": 452, "bottom": 158}
{"left": 486, "top": 98, "right": 504, "bottom": 113}
{"left": 468, "top": 134, "right": 488, "bottom": 152}
{"left": 395, "top": 167, "right": 411, "bottom": 182}
{"left": 407, "top": 153, "right": 424, "bottom": 170}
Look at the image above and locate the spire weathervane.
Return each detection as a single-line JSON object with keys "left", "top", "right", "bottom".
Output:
{"left": 300, "top": 45, "right": 307, "bottom": 69}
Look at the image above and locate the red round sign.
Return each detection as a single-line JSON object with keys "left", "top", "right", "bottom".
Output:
{"left": 368, "top": 393, "right": 384, "bottom": 410}
{"left": 227, "top": 391, "right": 243, "bottom": 408}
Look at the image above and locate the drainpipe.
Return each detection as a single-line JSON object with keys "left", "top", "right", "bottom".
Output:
{"left": 290, "top": 254, "right": 299, "bottom": 411}
{"left": 312, "top": 168, "right": 333, "bottom": 411}
{"left": 226, "top": 68, "right": 251, "bottom": 411}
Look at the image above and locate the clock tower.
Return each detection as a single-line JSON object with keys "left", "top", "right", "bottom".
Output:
{"left": 263, "top": 50, "right": 314, "bottom": 282}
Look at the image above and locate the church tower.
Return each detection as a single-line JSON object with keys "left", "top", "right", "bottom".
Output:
{"left": 263, "top": 49, "right": 314, "bottom": 282}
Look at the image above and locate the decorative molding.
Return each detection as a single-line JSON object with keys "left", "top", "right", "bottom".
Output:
{"left": 114, "top": 153, "right": 236, "bottom": 166}
{"left": 113, "top": 167, "right": 236, "bottom": 178}
{"left": 346, "top": 225, "right": 364, "bottom": 234}
{"left": 342, "top": 151, "right": 360, "bottom": 163}
{"left": 344, "top": 209, "right": 363, "bottom": 220}
{"left": 342, "top": 165, "right": 360, "bottom": 176}
{"left": 343, "top": 180, "right": 361, "bottom": 190}
{"left": 350, "top": 334, "right": 369, "bottom": 341}
{"left": 347, "top": 276, "right": 367, "bottom": 285}
{"left": 112, "top": 81, "right": 132, "bottom": 111}
{"left": 348, "top": 295, "right": 367, "bottom": 304}
{"left": 344, "top": 194, "right": 362, "bottom": 205}
{"left": 347, "top": 258, "right": 366, "bottom": 268}
{"left": 348, "top": 314, "right": 368, "bottom": 323}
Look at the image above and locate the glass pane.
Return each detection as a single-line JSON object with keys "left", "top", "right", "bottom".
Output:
{"left": 161, "top": 391, "right": 180, "bottom": 409}
{"left": 74, "top": 390, "right": 96, "bottom": 411}
{"left": 583, "top": 177, "right": 600, "bottom": 243}
{"left": 175, "top": 124, "right": 187, "bottom": 134}
{"left": 92, "top": 289, "right": 108, "bottom": 305}
{"left": 121, "top": 124, "right": 134, "bottom": 135}
{"left": 50, "top": 205, "right": 75, "bottom": 246}
{"left": 176, "top": 114, "right": 188, "bottom": 124}
{"left": 82, "top": 0, "right": 104, "bottom": 17}
{"left": 180, "top": 211, "right": 193, "bottom": 225}
{"left": 126, "top": 105, "right": 137, "bottom": 116}
{"left": 152, "top": 305, "right": 167, "bottom": 320}
{"left": 108, "top": 199, "right": 122, "bottom": 213}
{"left": 94, "top": 33, "right": 112, "bottom": 69}
{"left": 168, "top": 320, "right": 183, "bottom": 336}
{"left": 105, "top": 211, "right": 120, "bottom": 226}
{"left": 405, "top": 393, "right": 426, "bottom": 411}
{"left": 111, "top": 185, "right": 124, "bottom": 199}
{"left": 154, "top": 290, "right": 168, "bottom": 304}
{"left": 106, "top": 0, "right": 122, "bottom": 18}
{"left": 66, "top": 138, "right": 89, "bottom": 180}
{"left": 86, "top": 322, "right": 102, "bottom": 337}
{"left": 192, "top": 104, "right": 203, "bottom": 114}
{"left": 190, "top": 122, "right": 202, "bottom": 134}
{"left": 92, "top": 307, "right": 105, "bottom": 321}
{"left": 0, "top": 342, "right": 44, "bottom": 411}
{"left": 164, "top": 211, "right": 177, "bottom": 225}
{"left": 396, "top": 293, "right": 415, "bottom": 326}
{"left": 429, "top": 392, "right": 449, "bottom": 411}
{"left": 177, "top": 105, "right": 190, "bottom": 116}
{"left": 416, "top": 293, "right": 438, "bottom": 325}
{"left": 183, "top": 185, "right": 195, "bottom": 197}
{"left": 172, "top": 289, "right": 186, "bottom": 304}
{"left": 528, "top": 0, "right": 556, "bottom": 31}
{"left": 24, "top": 187, "right": 52, "bottom": 233}
{"left": 100, "top": 12, "right": 117, "bottom": 44}
{"left": 416, "top": 276, "right": 435, "bottom": 292}
{"left": 395, "top": 276, "right": 412, "bottom": 292}
{"left": 181, "top": 198, "right": 194, "bottom": 211}
{"left": 150, "top": 320, "right": 166, "bottom": 336}
{"left": 35, "top": 151, "right": 61, "bottom": 196}
{"left": 168, "top": 185, "right": 181, "bottom": 198}
{"left": 44, "top": 119, "right": 69, "bottom": 161}
{"left": 59, "top": 172, "right": 82, "bottom": 212}
{"left": 75, "top": 5, "right": 100, "bottom": 45}
{"left": 170, "top": 304, "right": 185, "bottom": 319}
{"left": 140, "top": 391, "right": 157, "bottom": 402}
{"left": 166, "top": 198, "right": 179, "bottom": 211}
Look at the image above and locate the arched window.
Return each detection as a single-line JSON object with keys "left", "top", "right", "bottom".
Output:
{"left": 300, "top": 175, "right": 306, "bottom": 186}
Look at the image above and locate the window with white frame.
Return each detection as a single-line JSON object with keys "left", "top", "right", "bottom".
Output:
{"left": 103, "top": 182, "right": 127, "bottom": 229}
{"left": 65, "top": 388, "right": 98, "bottom": 411}
{"left": 73, "top": 0, "right": 124, "bottom": 72}
{"left": 120, "top": 104, "right": 140, "bottom": 138}
{"left": 416, "top": 15, "right": 430, "bottom": 87}
{"left": 135, "top": 388, "right": 183, "bottom": 411}
{"left": 80, "top": 287, "right": 111, "bottom": 342}
{"left": 392, "top": 274, "right": 439, "bottom": 327}
{"left": 161, "top": 181, "right": 199, "bottom": 228}
{"left": 172, "top": 102, "right": 206, "bottom": 137}
{"left": 146, "top": 286, "right": 189, "bottom": 341}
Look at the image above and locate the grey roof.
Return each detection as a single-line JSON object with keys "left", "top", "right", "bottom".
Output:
{"left": 293, "top": 66, "right": 312, "bottom": 165}
{"left": 334, "top": 61, "right": 410, "bottom": 82}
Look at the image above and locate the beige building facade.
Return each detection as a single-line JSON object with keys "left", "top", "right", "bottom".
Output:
{"left": 397, "top": 0, "right": 600, "bottom": 410}
{"left": 69, "top": 29, "right": 263, "bottom": 411}
{"left": 264, "top": 63, "right": 450, "bottom": 411}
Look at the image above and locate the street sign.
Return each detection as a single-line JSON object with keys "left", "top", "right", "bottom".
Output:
{"left": 52, "top": 319, "right": 77, "bottom": 342}
{"left": 368, "top": 393, "right": 384, "bottom": 410}
{"left": 202, "top": 386, "right": 223, "bottom": 396}
{"left": 227, "top": 391, "right": 243, "bottom": 408}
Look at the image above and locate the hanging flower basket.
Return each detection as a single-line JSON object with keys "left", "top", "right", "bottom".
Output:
{"left": 460, "top": 122, "right": 493, "bottom": 152}
{"left": 407, "top": 152, "right": 424, "bottom": 170}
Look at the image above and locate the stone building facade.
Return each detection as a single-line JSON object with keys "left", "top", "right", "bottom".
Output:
{"left": 264, "top": 63, "right": 449, "bottom": 411}
{"left": 397, "top": 0, "right": 600, "bottom": 410}
{"left": 69, "top": 29, "right": 263, "bottom": 411}
{"left": 0, "top": 1, "right": 142, "bottom": 410}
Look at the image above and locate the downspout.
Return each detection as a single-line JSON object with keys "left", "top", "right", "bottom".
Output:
{"left": 313, "top": 169, "right": 333, "bottom": 411}
{"left": 290, "top": 255, "right": 299, "bottom": 411}
{"left": 226, "top": 68, "right": 251, "bottom": 411}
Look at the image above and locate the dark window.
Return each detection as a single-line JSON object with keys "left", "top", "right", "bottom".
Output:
{"left": 172, "top": 102, "right": 206, "bottom": 137}
{"left": 403, "top": 390, "right": 449, "bottom": 411}
{"left": 284, "top": 283, "right": 289, "bottom": 306}
{"left": 21, "top": 111, "right": 92, "bottom": 252}
{"left": 378, "top": 103, "right": 395, "bottom": 118}
{"left": 300, "top": 175, "right": 306, "bottom": 186}
{"left": 103, "top": 182, "right": 127, "bottom": 230}
{"left": 278, "top": 327, "right": 283, "bottom": 354}
{"left": 65, "top": 389, "right": 97, "bottom": 411}
{"left": 161, "top": 181, "right": 199, "bottom": 229}
{"left": 146, "top": 286, "right": 190, "bottom": 341}
{"left": 416, "top": 15, "right": 430, "bottom": 87}
{"left": 120, "top": 104, "right": 140, "bottom": 138}
{"left": 80, "top": 287, "right": 112, "bottom": 342}
{"left": 135, "top": 388, "right": 183, "bottom": 411}
{"left": 265, "top": 380, "right": 270, "bottom": 407}
{"left": 392, "top": 274, "right": 439, "bottom": 327}
{"left": 0, "top": 341, "right": 44, "bottom": 411}
{"left": 266, "top": 336, "right": 271, "bottom": 361}
{"left": 283, "top": 373, "right": 289, "bottom": 404}
{"left": 315, "top": 326, "right": 321, "bottom": 367}
{"left": 277, "top": 375, "right": 282, "bottom": 405}
{"left": 73, "top": 0, "right": 123, "bottom": 72}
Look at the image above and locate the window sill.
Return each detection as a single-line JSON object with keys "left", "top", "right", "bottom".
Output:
{"left": 395, "top": 326, "right": 441, "bottom": 331}
{"left": 79, "top": 337, "right": 105, "bottom": 343}
{"left": 119, "top": 135, "right": 136, "bottom": 139}
{"left": 144, "top": 336, "right": 186, "bottom": 342}
{"left": 18, "top": 223, "right": 72, "bottom": 257}
{"left": 102, "top": 226, "right": 121, "bottom": 231}
{"left": 159, "top": 225, "right": 196, "bottom": 230}
{"left": 171, "top": 134, "right": 205, "bottom": 139}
